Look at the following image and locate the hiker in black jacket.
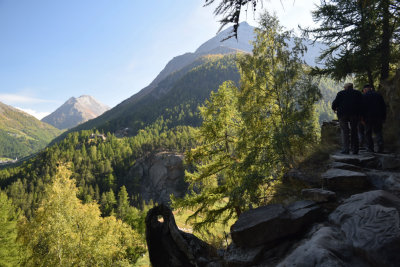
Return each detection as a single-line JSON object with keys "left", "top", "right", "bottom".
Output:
{"left": 332, "top": 83, "right": 363, "bottom": 154}
{"left": 362, "top": 84, "right": 386, "bottom": 153}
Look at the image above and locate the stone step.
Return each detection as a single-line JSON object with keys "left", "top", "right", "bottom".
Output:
{"left": 321, "top": 168, "right": 369, "bottom": 191}
{"left": 331, "top": 153, "right": 376, "bottom": 167}
{"left": 329, "top": 161, "right": 362, "bottom": 172}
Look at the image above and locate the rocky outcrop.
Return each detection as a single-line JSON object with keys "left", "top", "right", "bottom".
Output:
{"left": 329, "top": 190, "right": 400, "bottom": 266}
{"left": 146, "top": 151, "right": 400, "bottom": 266}
{"left": 125, "top": 151, "right": 186, "bottom": 204}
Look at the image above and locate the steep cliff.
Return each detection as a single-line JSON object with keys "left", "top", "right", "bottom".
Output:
{"left": 124, "top": 152, "right": 186, "bottom": 204}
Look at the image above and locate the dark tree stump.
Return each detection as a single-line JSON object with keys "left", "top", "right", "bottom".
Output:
{"left": 145, "top": 204, "right": 222, "bottom": 267}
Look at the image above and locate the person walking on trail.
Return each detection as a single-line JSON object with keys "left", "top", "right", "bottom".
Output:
{"left": 332, "top": 83, "right": 363, "bottom": 154}
{"left": 362, "top": 84, "right": 386, "bottom": 153}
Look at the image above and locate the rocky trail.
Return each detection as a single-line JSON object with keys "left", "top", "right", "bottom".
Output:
{"left": 145, "top": 149, "right": 400, "bottom": 267}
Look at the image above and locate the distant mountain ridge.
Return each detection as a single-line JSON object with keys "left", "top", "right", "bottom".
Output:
{"left": 54, "top": 22, "right": 327, "bottom": 141}
{"left": 42, "top": 95, "right": 109, "bottom": 130}
{"left": 0, "top": 102, "right": 61, "bottom": 159}
{"left": 117, "top": 22, "right": 255, "bottom": 111}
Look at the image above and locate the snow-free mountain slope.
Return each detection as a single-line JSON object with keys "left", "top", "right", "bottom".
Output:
{"left": 41, "top": 95, "right": 109, "bottom": 130}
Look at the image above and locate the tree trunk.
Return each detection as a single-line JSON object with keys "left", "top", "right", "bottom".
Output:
{"left": 380, "top": 0, "right": 391, "bottom": 81}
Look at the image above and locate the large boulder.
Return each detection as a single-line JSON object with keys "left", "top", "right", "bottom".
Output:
{"left": 125, "top": 152, "right": 186, "bottom": 204}
{"left": 230, "top": 201, "right": 321, "bottom": 248}
{"left": 329, "top": 190, "right": 400, "bottom": 266}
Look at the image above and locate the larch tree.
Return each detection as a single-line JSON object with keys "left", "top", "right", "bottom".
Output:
{"left": 235, "top": 12, "right": 320, "bottom": 208}
{"left": 0, "top": 191, "right": 22, "bottom": 267}
{"left": 17, "top": 166, "right": 145, "bottom": 267}
{"left": 173, "top": 80, "right": 243, "bottom": 230}
{"left": 174, "top": 12, "right": 320, "bottom": 230}
{"left": 303, "top": 0, "right": 400, "bottom": 85}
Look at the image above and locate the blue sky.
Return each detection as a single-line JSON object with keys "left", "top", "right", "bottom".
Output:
{"left": 0, "top": 0, "right": 317, "bottom": 119}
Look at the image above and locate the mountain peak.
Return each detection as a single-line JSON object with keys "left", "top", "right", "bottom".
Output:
{"left": 194, "top": 21, "right": 255, "bottom": 55}
{"left": 78, "top": 95, "right": 93, "bottom": 99}
{"left": 42, "top": 95, "right": 109, "bottom": 130}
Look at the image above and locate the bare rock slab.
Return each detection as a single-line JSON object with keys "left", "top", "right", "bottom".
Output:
{"left": 276, "top": 226, "right": 357, "bottom": 267}
{"left": 321, "top": 168, "right": 369, "bottom": 191}
{"left": 230, "top": 201, "right": 321, "bottom": 248}
{"left": 329, "top": 190, "right": 400, "bottom": 266}
{"left": 301, "top": 188, "right": 337, "bottom": 203}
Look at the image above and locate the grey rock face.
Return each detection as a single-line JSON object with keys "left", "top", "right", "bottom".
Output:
{"left": 301, "top": 188, "right": 337, "bottom": 203}
{"left": 329, "top": 190, "right": 400, "bottom": 266}
{"left": 276, "top": 226, "right": 354, "bottom": 267}
{"left": 231, "top": 201, "right": 321, "bottom": 248}
{"left": 321, "top": 168, "right": 369, "bottom": 190}
{"left": 126, "top": 152, "right": 186, "bottom": 204}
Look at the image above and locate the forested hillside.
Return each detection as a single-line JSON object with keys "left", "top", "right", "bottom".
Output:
{"left": 0, "top": 121, "right": 196, "bottom": 217}
{"left": 0, "top": 102, "right": 61, "bottom": 159}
